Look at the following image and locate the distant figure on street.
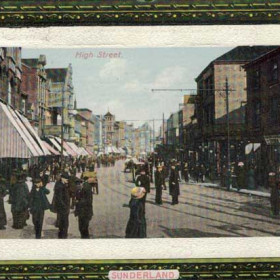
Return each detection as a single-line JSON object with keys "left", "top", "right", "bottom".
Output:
{"left": 200, "top": 164, "right": 206, "bottom": 183}
{"left": 247, "top": 164, "right": 256, "bottom": 190}
{"left": 75, "top": 177, "right": 93, "bottom": 238}
{"left": 154, "top": 165, "right": 164, "bottom": 205}
{"left": 125, "top": 187, "right": 146, "bottom": 238}
{"left": 11, "top": 172, "right": 29, "bottom": 229}
{"left": 52, "top": 172, "right": 71, "bottom": 239}
{"left": 29, "top": 177, "right": 51, "bottom": 238}
{"left": 183, "top": 162, "right": 189, "bottom": 183}
{"left": 169, "top": 162, "right": 180, "bottom": 205}
{"left": 236, "top": 162, "right": 246, "bottom": 191}
{"left": 269, "top": 173, "right": 280, "bottom": 217}
{"left": 136, "top": 169, "right": 150, "bottom": 206}
{"left": 0, "top": 175, "right": 7, "bottom": 230}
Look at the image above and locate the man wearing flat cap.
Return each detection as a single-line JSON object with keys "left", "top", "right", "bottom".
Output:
{"left": 29, "top": 177, "right": 50, "bottom": 238}
{"left": 52, "top": 172, "right": 71, "bottom": 238}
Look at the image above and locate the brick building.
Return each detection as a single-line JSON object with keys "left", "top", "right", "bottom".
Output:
{"left": 21, "top": 55, "right": 50, "bottom": 136}
{"left": 244, "top": 46, "right": 280, "bottom": 186}
{"left": 77, "top": 108, "right": 94, "bottom": 153}
{"left": 195, "top": 46, "right": 278, "bottom": 177}
{"left": 0, "top": 48, "right": 25, "bottom": 113}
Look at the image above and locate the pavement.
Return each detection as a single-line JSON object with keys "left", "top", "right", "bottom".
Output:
{"left": 0, "top": 159, "right": 279, "bottom": 239}
{"left": 188, "top": 180, "right": 271, "bottom": 198}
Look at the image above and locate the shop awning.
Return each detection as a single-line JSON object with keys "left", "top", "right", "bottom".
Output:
{"left": 85, "top": 147, "right": 94, "bottom": 156}
{"left": 48, "top": 138, "right": 68, "bottom": 156}
{"left": 245, "top": 143, "right": 261, "bottom": 155}
{"left": 67, "top": 142, "right": 81, "bottom": 156}
{"left": 55, "top": 137, "right": 77, "bottom": 157}
{"left": 42, "top": 140, "right": 60, "bottom": 155}
{"left": 15, "top": 111, "right": 50, "bottom": 156}
{"left": 77, "top": 147, "right": 89, "bottom": 156}
{"left": 0, "top": 102, "right": 43, "bottom": 158}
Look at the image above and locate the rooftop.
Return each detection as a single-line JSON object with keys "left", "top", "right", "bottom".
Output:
{"left": 22, "top": 58, "right": 38, "bottom": 68}
{"left": 196, "top": 46, "right": 279, "bottom": 81}
{"left": 46, "top": 68, "right": 68, "bottom": 83}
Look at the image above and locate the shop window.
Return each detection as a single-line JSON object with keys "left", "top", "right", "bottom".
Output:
{"left": 7, "top": 80, "right": 12, "bottom": 105}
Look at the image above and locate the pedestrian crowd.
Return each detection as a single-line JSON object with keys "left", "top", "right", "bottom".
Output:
{"left": 0, "top": 156, "right": 99, "bottom": 239}
{"left": 125, "top": 156, "right": 181, "bottom": 238}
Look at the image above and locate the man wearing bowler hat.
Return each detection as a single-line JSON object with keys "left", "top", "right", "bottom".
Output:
{"left": 52, "top": 172, "right": 71, "bottom": 238}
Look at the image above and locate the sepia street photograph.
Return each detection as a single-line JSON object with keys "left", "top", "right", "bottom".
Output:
{"left": 0, "top": 46, "right": 280, "bottom": 239}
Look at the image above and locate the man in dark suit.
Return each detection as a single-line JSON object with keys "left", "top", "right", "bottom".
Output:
{"left": 169, "top": 162, "right": 180, "bottom": 205}
{"left": 75, "top": 177, "right": 93, "bottom": 238}
{"left": 29, "top": 177, "right": 50, "bottom": 239}
{"left": 52, "top": 172, "right": 71, "bottom": 238}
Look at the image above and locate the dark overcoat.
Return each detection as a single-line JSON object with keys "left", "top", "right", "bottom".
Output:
{"left": 169, "top": 169, "right": 180, "bottom": 196}
{"left": 74, "top": 182, "right": 93, "bottom": 220}
{"left": 52, "top": 180, "right": 70, "bottom": 215}
{"left": 29, "top": 185, "right": 51, "bottom": 214}
{"left": 136, "top": 174, "right": 150, "bottom": 193}
{"left": 11, "top": 180, "right": 29, "bottom": 213}
{"left": 125, "top": 198, "right": 146, "bottom": 238}
{"left": 0, "top": 180, "right": 7, "bottom": 227}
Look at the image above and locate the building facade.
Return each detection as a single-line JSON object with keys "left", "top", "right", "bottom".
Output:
{"left": 195, "top": 46, "right": 278, "bottom": 177}
{"left": 0, "top": 48, "right": 24, "bottom": 113}
{"left": 244, "top": 46, "right": 280, "bottom": 186}
{"left": 45, "top": 64, "right": 75, "bottom": 141}
{"left": 21, "top": 55, "right": 50, "bottom": 136}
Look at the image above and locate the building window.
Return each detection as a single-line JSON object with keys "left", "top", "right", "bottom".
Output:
{"left": 253, "top": 102, "right": 261, "bottom": 127}
{"left": 270, "top": 98, "right": 280, "bottom": 124}
{"left": 7, "top": 80, "right": 12, "bottom": 105}
{"left": 253, "top": 69, "right": 260, "bottom": 89}
{"left": 272, "top": 62, "right": 278, "bottom": 82}
{"left": 22, "top": 99, "right": 26, "bottom": 113}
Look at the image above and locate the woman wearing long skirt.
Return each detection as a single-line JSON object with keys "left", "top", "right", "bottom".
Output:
{"left": 125, "top": 187, "right": 146, "bottom": 238}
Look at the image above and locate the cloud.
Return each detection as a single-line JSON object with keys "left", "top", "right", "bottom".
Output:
{"left": 99, "top": 59, "right": 127, "bottom": 82}
{"left": 152, "top": 65, "right": 187, "bottom": 89}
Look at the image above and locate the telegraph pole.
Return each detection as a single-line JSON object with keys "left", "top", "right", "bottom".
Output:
{"left": 225, "top": 77, "right": 231, "bottom": 190}
{"left": 162, "top": 113, "right": 165, "bottom": 144}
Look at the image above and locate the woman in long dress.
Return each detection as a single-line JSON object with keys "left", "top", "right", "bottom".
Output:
{"left": 125, "top": 187, "right": 146, "bottom": 238}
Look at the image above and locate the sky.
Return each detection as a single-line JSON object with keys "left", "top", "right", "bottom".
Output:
{"left": 22, "top": 47, "right": 233, "bottom": 130}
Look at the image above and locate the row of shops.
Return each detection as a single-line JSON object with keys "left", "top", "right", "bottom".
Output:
{"left": 0, "top": 100, "right": 94, "bottom": 177}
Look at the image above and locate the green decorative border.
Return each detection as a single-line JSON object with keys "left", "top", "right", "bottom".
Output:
{"left": 1, "top": 259, "right": 280, "bottom": 279}
{"left": 0, "top": 1, "right": 280, "bottom": 26}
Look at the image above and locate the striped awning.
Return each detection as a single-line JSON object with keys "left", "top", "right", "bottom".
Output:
{"left": 67, "top": 142, "right": 81, "bottom": 156}
{"left": 85, "top": 147, "right": 94, "bottom": 156}
{"left": 42, "top": 140, "right": 60, "bottom": 155}
{"left": 77, "top": 147, "right": 89, "bottom": 156}
{"left": 48, "top": 138, "right": 68, "bottom": 156}
{"left": 15, "top": 111, "right": 50, "bottom": 156}
{"left": 0, "top": 102, "right": 44, "bottom": 158}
